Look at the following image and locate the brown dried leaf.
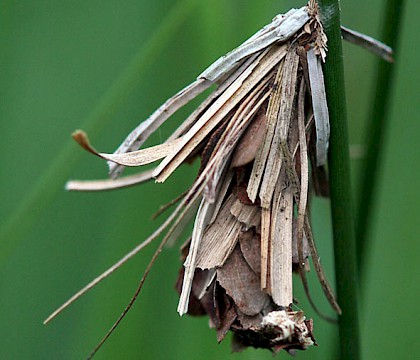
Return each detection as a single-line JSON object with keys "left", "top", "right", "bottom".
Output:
{"left": 235, "top": 309, "right": 264, "bottom": 329}
{"left": 230, "top": 108, "right": 267, "bottom": 168}
{"left": 296, "top": 79, "right": 309, "bottom": 271}
{"left": 234, "top": 177, "right": 255, "bottom": 206}
{"left": 178, "top": 90, "right": 269, "bottom": 313}
{"left": 98, "top": 138, "right": 184, "bottom": 167}
{"left": 65, "top": 169, "right": 154, "bottom": 192}
{"left": 292, "top": 220, "right": 310, "bottom": 266}
{"left": 154, "top": 51, "right": 268, "bottom": 182}
{"left": 217, "top": 244, "right": 270, "bottom": 316}
{"left": 216, "top": 299, "right": 237, "bottom": 343}
{"left": 208, "top": 170, "right": 234, "bottom": 224}
{"left": 260, "top": 207, "right": 271, "bottom": 290}
{"left": 270, "top": 185, "right": 293, "bottom": 307}
{"left": 258, "top": 46, "right": 300, "bottom": 208}
{"left": 72, "top": 130, "right": 99, "bottom": 155}
{"left": 238, "top": 230, "right": 261, "bottom": 275}
{"left": 168, "top": 54, "right": 260, "bottom": 141}
{"left": 72, "top": 129, "right": 183, "bottom": 167}
{"left": 109, "top": 78, "right": 212, "bottom": 177}
{"left": 230, "top": 199, "right": 261, "bottom": 231}
{"left": 246, "top": 61, "right": 284, "bottom": 203}
{"left": 154, "top": 45, "right": 287, "bottom": 183}
{"left": 195, "top": 195, "right": 242, "bottom": 270}
{"left": 202, "top": 74, "right": 273, "bottom": 202}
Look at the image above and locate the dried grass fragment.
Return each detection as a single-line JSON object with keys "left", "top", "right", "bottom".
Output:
{"left": 46, "top": 1, "right": 394, "bottom": 357}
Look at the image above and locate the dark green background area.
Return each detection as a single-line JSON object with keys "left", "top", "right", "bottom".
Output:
{"left": 0, "top": 1, "right": 418, "bottom": 359}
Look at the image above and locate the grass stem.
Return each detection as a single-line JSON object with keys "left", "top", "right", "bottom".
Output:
{"left": 318, "top": 1, "right": 361, "bottom": 359}
{"left": 0, "top": 0, "right": 199, "bottom": 265}
{"left": 356, "top": 0, "right": 405, "bottom": 278}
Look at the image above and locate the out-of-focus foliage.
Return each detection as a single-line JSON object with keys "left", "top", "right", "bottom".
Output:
{"left": 0, "top": 1, "right": 418, "bottom": 359}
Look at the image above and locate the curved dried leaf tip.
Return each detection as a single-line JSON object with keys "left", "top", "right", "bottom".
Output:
{"left": 51, "top": 1, "right": 353, "bottom": 357}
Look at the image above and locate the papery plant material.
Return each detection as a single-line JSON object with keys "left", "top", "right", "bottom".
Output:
{"left": 46, "top": 0, "right": 394, "bottom": 357}
{"left": 341, "top": 26, "right": 394, "bottom": 62}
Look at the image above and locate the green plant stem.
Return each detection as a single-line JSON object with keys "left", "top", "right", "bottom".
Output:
{"left": 356, "top": 0, "right": 405, "bottom": 277}
{"left": 0, "top": 0, "right": 199, "bottom": 265}
{"left": 318, "top": 1, "right": 360, "bottom": 359}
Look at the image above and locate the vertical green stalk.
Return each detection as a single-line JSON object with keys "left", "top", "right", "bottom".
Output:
{"left": 318, "top": 1, "right": 360, "bottom": 359}
{"left": 356, "top": 0, "right": 405, "bottom": 276}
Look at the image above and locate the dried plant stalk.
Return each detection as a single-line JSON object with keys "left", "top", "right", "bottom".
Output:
{"left": 45, "top": 1, "right": 393, "bottom": 357}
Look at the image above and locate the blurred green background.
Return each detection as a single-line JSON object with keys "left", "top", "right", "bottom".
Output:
{"left": 1, "top": 0, "right": 418, "bottom": 359}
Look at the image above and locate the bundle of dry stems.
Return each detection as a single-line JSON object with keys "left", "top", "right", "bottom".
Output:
{"left": 45, "top": 0, "right": 393, "bottom": 357}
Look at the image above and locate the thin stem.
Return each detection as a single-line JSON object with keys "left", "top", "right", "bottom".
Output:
{"left": 318, "top": 1, "right": 360, "bottom": 360}
{"left": 356, "top": 0, "right": 405, "bottom": 277}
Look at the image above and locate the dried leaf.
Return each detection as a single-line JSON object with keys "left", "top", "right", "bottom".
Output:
{"left": 208, "top": 170, "right": 234, "bottom": 224}
{"left": 238, "top": 230, "right": 261, "bottom": 275}
{"left": 246, "top": 62, "right": 284, "bottom": 203}
{"left": 102, "top": 139, "right": 184, "bottom": 167}
{"left": 178, "top": 72, "right": 272, "bottom": 315}
{"left": 196, "top": 269, "right": 216, "bottom": 300}
{"left": 178, "top": 198, "right": 215, "bottom": 315}
{"left": 56, "top": 2, "right": 370, "bottom": 356}
{"left": 202, "top": 77, "right": 272, "bottom": 202}
{"left": 341, "top": 25, "right": 393, "bottom": 62}
{"left": 65, "top": 170, "right": 154, "bottom": 192}
{"left": 154, "top": 50, "right": 269, "bottom": 182}
{"left": 230, "top": 108, "right": 267, "bottom": 168}
{"left": 292, "top": 220, "right": 310, "bottom": 267}
{"left": 258, "top": 47, "right": 300, "bottom": 207}
{"left": 307, "top": 0, "right": 328, "bottom": 62}
{"left": 307, "top": 47, "right": 330, "bottom": 166}
{"left": 230, "top": 199, "right": 260, "bottom": 230}
{"left": 109, "top": 78, "right": 212, "bottom": 177}
{"left": 235, "top": 309, "right": 264, "bottom": 329}
{"left": 296, "top": 79, "right": 309, "bottom": 271}
{"left": 270, "top": 185, "right": 293, "bottom": 307}
{"left": 175, "top": 267, "right": 208, "bottom": 316}
{"left": 195, "top": 195, "right": 241, "bottom": 270}
{"left": 260, "top": 207, "right": 271, "bottom": 290}
{"left": 155, "top": 45, "right": 287, "bottom": 183}
{"left": 293, "top": 81, "right": 335, "bottom": 322}
{"left": 308, "top": 126, "right": 330, "bottom": 196}
{"left": 199, "top": 7, "right": 309, "bottom": 82}
{"left": 168, "top": 53, "right": 261, "bottom": 141}
{"left": 73, "top": 128, "right": 187, "bottom": 168}
{"left": 217, "top": 244, "right": 270, "bottom": 316}
{"left": 216, "top": 299, "right": 237, "bottom": 343}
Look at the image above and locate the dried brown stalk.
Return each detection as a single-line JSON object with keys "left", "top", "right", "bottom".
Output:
{"left": 45, "top": 1, "right": 393, "bottom": 357}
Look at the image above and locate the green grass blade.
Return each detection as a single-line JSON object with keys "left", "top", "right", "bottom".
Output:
{"left": 356, "top": 0, "right": 406, "bottom": 277}
{"left": 0, "top": 0, "right": 199, "bottom": 264}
